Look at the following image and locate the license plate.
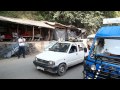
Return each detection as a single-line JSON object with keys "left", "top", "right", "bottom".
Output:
{"left": 37, "top": 66, "right": 44, "bottom": 71}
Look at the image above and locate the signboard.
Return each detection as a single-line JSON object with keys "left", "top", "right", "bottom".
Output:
{"left": 103, "top": 17, "right": 120, "bottom": 24}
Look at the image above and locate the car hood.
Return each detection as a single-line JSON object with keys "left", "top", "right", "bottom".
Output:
{"left": 36, "top": 51, "right": 67, "bottom": 61}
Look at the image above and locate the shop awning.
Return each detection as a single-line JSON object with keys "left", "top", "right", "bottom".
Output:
{"left": 0, "top": 16, "right": 55, "bottom": 29}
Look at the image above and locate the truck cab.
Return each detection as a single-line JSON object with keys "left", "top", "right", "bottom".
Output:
{"left": 33, "top": 41, "right": 88, "bottom": 76}
{"left": 83, "top": 19, "right": 120, "bottom": 79}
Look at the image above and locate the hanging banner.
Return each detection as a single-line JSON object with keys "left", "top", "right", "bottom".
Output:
{"left": 55, "top": 29, "right": 66, "bottom": 41}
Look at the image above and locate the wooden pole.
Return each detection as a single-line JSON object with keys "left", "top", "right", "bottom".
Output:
{"left": 17, "top": 24, "right": 19, "bottom": 34}
{"left": 32, "top": 26, "right": 34, "bottom": 41}
{"left": 50, "top": 29, "right": 52, "bottom": 40}
{"left": 39, "top": 28, "right": 41, "bottom": 40}
{"left": 65, "top": 28, "right": 67, "bottom": 41}
{"left": 40, "top": 28, "right": 42, "bottom": 36}
{"left": 25, "top": 25, "right": 27, "bottom": 32}
{"left": 40, "top": 28, "right": 41, "bottom": 36}
{"left": 47, "top": 29, "right": 50, "bottom": 41}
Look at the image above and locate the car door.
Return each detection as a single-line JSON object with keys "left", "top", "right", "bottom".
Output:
{"left": 66, "top": 45, "right": 79, "bottom": 67}
{"left": 77, "top": 44, "right": 85, "bottom": 62}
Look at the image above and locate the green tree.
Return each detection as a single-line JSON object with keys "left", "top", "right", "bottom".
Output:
{"left": 50, "top": 11, "right": 104, "bottom": 34}
{"left": 0, "top": 11, "right": 119, "bottom": 34}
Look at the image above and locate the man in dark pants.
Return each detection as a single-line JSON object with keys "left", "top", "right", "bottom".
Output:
{"left": 18, "top": 35, "right": 26, "bottom": 58}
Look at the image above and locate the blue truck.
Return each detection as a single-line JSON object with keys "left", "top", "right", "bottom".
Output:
{"left": 83, "top": 24, "right": 120, "bottom": 79}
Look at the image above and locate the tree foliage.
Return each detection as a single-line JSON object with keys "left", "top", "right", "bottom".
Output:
{"left": 0, "top": 11, "right": 119, "bottom": 34}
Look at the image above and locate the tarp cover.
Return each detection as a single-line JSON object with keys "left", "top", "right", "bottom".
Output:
{"left": 67, "top": 30, "right": 77, "bottom": 39}
{"left": 96, "top": 26, "right": 120, "bottom": 37}
{"left": 54, "top": 29, "right": 66, "bottom": 41}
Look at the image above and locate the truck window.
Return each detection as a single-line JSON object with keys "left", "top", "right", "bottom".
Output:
{"left": 90, "top": 38, "right": 120, "bottom": 59}
{"left": 95, "top": 38, "right": 105, "bottom": 54}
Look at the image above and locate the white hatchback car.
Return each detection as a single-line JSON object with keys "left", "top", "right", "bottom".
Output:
{"left": 33, "top": 41, "right": 88, "bottom": 76}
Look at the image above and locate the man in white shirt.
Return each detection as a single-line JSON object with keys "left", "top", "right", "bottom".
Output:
{"left": 18, "top": 35, "right": 26, "bottom": 58}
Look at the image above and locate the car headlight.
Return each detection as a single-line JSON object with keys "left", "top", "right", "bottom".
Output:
{"left": 91, "top": 65, "right": 96, "bottom": 71}
{"left": 48, "top": 61, "right": 55, "bottom": 66}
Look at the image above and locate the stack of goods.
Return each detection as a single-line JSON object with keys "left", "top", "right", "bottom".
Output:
{"left": 4, "top": 34, "right": 12, "bottom": 39}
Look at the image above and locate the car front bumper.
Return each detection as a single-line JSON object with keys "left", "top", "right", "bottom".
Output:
{"left": 33, "top": 60, "right": 58, "bottom": 73}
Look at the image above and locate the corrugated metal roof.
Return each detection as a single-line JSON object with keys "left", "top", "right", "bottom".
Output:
{"left": 45, "top": 22, "right": 68, "bottom": 28}
{"left": 0, "top": 16, "right": 55, "bottom": 29}
{"left": 78, "top": 28, "right": 86, "bottom": 33}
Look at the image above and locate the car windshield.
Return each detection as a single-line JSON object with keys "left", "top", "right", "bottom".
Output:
{"left": 49, "top": 42, "right": 70, "bottom": 53}
{"left": 90, "top": 38, "right": 120, "bottom": 59}
{"left": 44, "top": 41, "right": 57, "bottom": 50}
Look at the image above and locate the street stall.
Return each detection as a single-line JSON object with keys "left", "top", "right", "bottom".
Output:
{"left": 0, "top": 16, "right": 55, "bottom": 42}
{"left": 0, "top": 16, "right": 87, "bottom": 59}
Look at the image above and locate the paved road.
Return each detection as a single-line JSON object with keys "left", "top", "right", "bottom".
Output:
{"left": 0, "top": 54, "right": 84, "bottom": 79}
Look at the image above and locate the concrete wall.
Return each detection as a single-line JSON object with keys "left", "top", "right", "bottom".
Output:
{"left": 28, "top": 41, "right": 50, "bottom": 52}
{"left": 0, "top": 41, "right": 50, "bottom": 53}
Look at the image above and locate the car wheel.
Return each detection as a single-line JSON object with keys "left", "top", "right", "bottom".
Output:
{"left": 57, "top": 63, "right": 67, "bottom": 76}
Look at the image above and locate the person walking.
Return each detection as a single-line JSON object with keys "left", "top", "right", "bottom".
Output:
{"left": 18, "top": 35, "right": 26, "bottom": 58}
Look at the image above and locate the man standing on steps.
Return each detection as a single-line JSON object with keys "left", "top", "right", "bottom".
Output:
{"left": 18, "top": 35, "right": 26, "bottom": 59}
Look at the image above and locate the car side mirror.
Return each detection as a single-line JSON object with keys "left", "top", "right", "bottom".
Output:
{"left": 84, "top": 48, "right": 87, "bottom": 53}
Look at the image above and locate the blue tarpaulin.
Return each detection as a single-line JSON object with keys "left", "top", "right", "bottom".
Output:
{"left": 95, "top": 26, "right": 120, "bottom": 38}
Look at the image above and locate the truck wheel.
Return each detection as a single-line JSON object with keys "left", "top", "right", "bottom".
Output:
{"left": 57, "top": 63, "right": 67, "bottom": 76}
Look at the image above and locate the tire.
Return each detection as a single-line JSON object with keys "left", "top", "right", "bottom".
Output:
{"left": 57, "top": 63, "right": 67, "bottom": 76}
